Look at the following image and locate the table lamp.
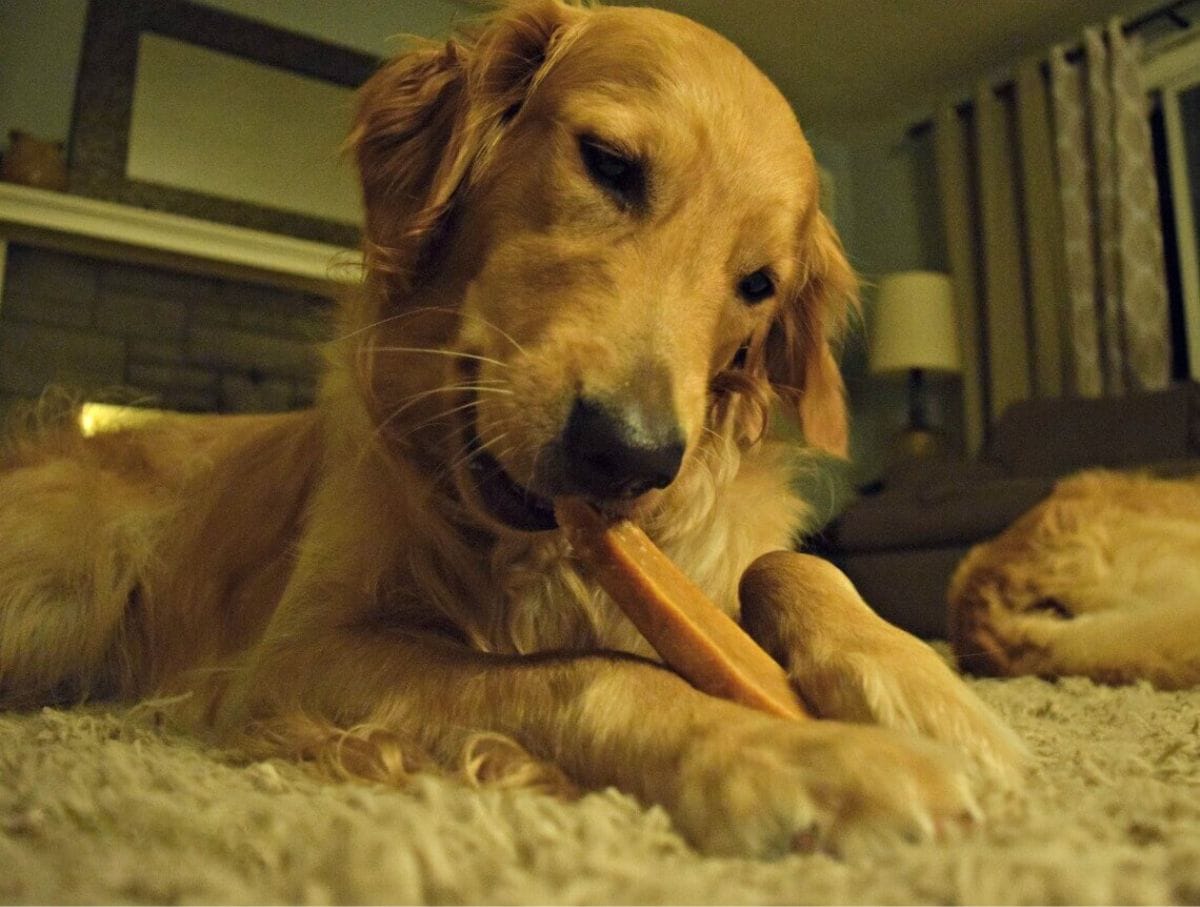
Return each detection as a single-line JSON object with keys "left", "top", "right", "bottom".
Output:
{"left": 869, "top": 271, "right": 962, "bottom": 461}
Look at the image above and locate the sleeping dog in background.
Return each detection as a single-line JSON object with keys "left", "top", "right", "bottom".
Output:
{"left": 0, "top": 0, "right": 1023, "bottom": 857}
{"left": 952, "top": 469, "right": 1200, "bottom": 691}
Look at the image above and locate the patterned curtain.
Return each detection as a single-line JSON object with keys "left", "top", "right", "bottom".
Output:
{"left": 933, "top": 19, "right": 1171, "bottom": 452}
{"left": 1050, "top": 22, "right": 1172, "bottom": 397}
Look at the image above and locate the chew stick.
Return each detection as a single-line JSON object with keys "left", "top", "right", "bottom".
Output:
{"left": 556, "top": 498, "right": 810, "bottom": 719}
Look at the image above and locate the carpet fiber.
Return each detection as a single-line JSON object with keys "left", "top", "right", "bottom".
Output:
{"left": 2, "top": 672, "right": 1199, "bottom": 904}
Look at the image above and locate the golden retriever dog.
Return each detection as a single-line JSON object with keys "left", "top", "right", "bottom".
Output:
{"left": 0, "top": 1, "right": 1023, "bottom": 857}
{"left": 950, "top": 469, "right": 1200, "bottom": 691}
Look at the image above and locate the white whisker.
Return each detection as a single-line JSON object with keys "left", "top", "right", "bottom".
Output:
{"left": 328, "top": 307, "right": 447, "bottom": 344}
{"left": 370, "top": 346, "right": 509, "bottom": 369}
{"left": 439, "top": 430, "right": 515, "bottom": 486}
{"left": 330, "top": 305, "right": 527, "bottom": 358}
{"left": 378, "top": 396, "right": 492, "bottom": 447}
{"left": 434, "top": 407, "right": 527, "bottom": 484}
{"left": 386, "top": 383, "right": 513, "bottom": 422}
{"left": 458, "top": 311, "right": 528, "bottom": 358}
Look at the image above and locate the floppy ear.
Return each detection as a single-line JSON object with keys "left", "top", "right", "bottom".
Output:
{"left": 765, "top": 210, "right": 858, "bottom": 457}
{"left": 347, "top": 0, "right": 582, "bottom": 286}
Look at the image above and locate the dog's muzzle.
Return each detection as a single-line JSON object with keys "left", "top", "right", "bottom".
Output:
{"left": 464, "top": 393, "right": 685, "bottom": 533}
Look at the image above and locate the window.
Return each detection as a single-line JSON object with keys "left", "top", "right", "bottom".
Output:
{"left": 1147, "top": 25, "right": 1200, "bottom": 380}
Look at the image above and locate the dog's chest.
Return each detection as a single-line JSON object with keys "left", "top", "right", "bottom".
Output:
{"left": 491, "top": 453, "right": 805, "bottom": 657}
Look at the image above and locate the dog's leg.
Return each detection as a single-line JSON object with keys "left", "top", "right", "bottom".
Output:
{"left": 0, "top": 458, "right": 159, "bottom": 705}
{"left": 964, "top": 597, "right": 1200, "bottom": 690}
{"left": 740, "top": 552, "right": 1026, "bottom": 784}
{"left": 218, "top": 622, "right": 982, "bottom": 857}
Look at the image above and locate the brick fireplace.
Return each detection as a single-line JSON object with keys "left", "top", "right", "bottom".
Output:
{"left": 0, "top": 182, "right": 355, "bottom": 419}
{"left": 0, "top": 244, "right": 331, "bottom": 415}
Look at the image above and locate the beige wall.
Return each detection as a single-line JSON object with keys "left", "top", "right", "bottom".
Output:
{"left": 0, "top": 0, "right": 465, "bottom": 154}
{"left": 0, "top": 0, "right": 89, "bottom": 147}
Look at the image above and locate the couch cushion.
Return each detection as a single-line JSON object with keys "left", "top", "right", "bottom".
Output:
{"left": 830, "top": 473, "right": 1056, "bottom": 552}
{"left": 985, "top": 384, "right": 1197, "bottom": 477}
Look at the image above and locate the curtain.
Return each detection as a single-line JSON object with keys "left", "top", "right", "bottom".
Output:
{"left": 933, "top": 19, "right": 1171, "bottom": 453}
{"left": 1051, "top": 22, "right": 1172, "bottom": 398}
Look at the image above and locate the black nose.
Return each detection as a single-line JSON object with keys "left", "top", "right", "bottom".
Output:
{"left": 561, "top": 397, "right": 685, "bottom": 499}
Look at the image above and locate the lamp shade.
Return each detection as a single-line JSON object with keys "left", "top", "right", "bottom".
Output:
{"left": 869, "top": 271, "right": 962, "bottom": 374}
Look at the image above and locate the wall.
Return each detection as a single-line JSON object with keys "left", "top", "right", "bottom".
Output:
{"left": 0, "top": 0, "right": 89, "bottom": 148}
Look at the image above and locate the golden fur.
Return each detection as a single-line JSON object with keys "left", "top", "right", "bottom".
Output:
{"left": 0, "top": 1, "right": 1023, "bottom": 856}
{"left": 950, "top": 469, "right": 1200, "bottom": 690}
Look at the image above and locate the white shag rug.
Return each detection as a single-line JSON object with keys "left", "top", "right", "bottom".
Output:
{"left": 2, "top": 673, "right": 1199, "bottom": 905}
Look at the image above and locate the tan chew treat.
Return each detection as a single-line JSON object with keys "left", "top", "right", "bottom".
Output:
{"left": 556, "top": 498, "right": 809, "bottom": 719}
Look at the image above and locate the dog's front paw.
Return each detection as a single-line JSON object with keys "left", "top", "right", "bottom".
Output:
{"left": 667, "top": 712, "right": 980, "bottom": 858}
{"left": 740, "top": 552, "right": 1026, "bottom": 786}
{"left": 799, "top": 630, "right": 1028, "bottom": 787}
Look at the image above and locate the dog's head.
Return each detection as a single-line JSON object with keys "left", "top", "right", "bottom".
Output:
{"left": 347, "top": 0, "right": 856, "bottom": 532}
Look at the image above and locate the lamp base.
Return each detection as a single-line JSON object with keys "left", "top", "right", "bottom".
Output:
{"left": 887, "top": 426, "right": 948, "bottom": 474}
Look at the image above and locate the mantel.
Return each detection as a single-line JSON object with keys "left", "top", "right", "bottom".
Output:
{"left": 0, "top": 183, "right": 361, "bottom": 296}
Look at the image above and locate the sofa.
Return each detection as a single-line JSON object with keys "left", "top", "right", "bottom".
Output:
{"left": 810, "top": 382, "right": 1200, "bottom": 638}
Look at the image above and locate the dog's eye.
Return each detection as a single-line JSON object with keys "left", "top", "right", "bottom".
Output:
{"left": 737, "top": 269, "right": 775, "bottom": 304}
{"left": 579, "top": 136, "right": 645, "bottom": 207}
